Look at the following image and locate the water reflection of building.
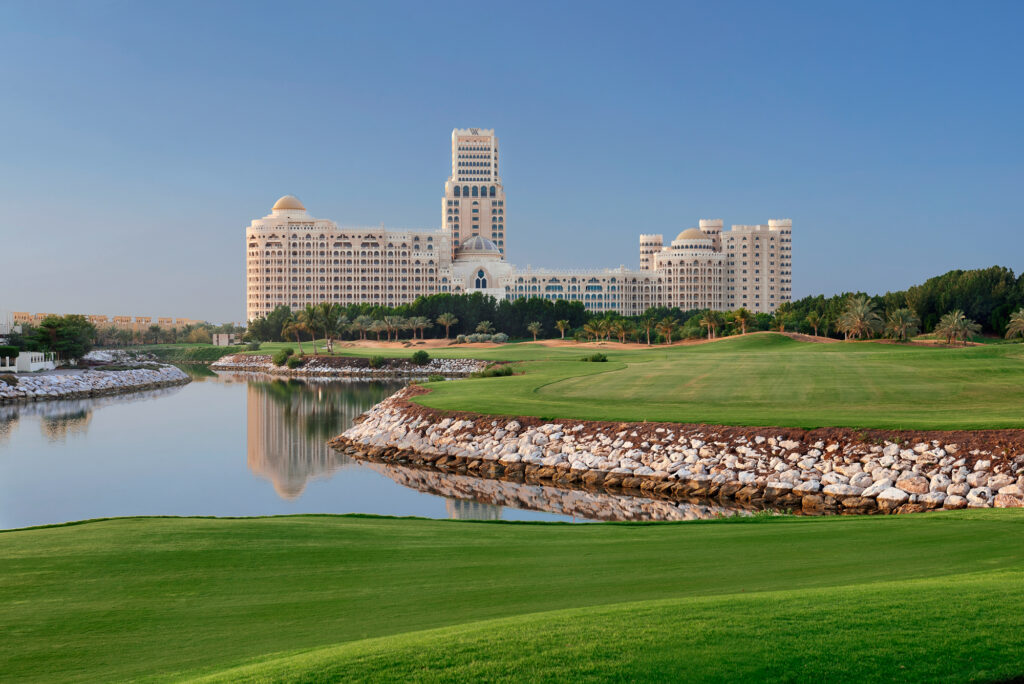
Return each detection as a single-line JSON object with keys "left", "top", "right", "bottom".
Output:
{"left": 40, "top": 410, "right": 93, "bottom": 441}
{"left": 245, "top": 378, "right": 401, "bottom": 499}
{"left": 445, "top": 498, "right": 502, "bottom": 520}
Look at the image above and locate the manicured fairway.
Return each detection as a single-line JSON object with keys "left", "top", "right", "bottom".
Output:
{"left": 412, "top": 334, "right": 1024, "bottom": 429}
{"left": 2, "top": 512, "right": 1023, "bottom": 682}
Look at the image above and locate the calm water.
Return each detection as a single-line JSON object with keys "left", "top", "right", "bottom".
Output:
{"left": 0, "top": 369, "right": 593, "bottom": 529}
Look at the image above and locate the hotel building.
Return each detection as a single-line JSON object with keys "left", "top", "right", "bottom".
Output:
{"left": 244, "top": 129, "right": 792, "bottom": 321}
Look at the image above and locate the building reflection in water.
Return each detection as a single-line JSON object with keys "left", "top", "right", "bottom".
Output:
{"left": 245, "top": 377, "right": 403, "bottom": 499}
{"left": 445, "top": 498, "right": 503, "bottom": 520}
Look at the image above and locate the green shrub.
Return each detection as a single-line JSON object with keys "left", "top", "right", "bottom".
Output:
{"left": 427, "top": 373, "right": 446, "bottom": 382}
{"left": 283, "top": 347, "right": 294, "bottom": 357}
{"left": 246, "top": 342, "right": 261, "bottom": 351}
{"left": 455, "top": 335, "right": 467, "bottom": 344}
{"left": 368, "top": 356, "right": 388, "bottom": 369}
{"left": 491, "top": 332, "right": 509, "bottom": 343}
{"left": 582, "top": 353, "right": 608, "bottom": 362}
{"left": 0, "top": 374, "right": 17, "bottom": 386}
{"left": 470, "top": 363, "right": 514, "bottom": 378}
{"left": 0, "top": 345, "right": 19, "bottom": 359}
{"left": 285, "top": 355, "right": 303, "bottom": 369}
{"left": 411, "top": 350, "right": 431, "bottom": 365}
{"left": 272, "top": 350, "right": 291, "bottom": 366}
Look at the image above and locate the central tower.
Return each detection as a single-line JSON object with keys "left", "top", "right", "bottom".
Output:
{"left": 442, "top": 128, "right": 506, "bottom": 258}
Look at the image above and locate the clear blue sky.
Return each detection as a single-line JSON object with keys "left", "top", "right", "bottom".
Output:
{"left": 2, "top": 1, "right": 1022, "bottom": 323}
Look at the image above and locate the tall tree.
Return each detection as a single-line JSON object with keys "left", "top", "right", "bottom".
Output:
{"left": 436, "top": 312, "right": 458, "bottom": 339}
{"left": 526, "top": 321, "right": 542, "bottom": 341}
{"left": 555, "top": 319, "right": 570, "bottom": 340}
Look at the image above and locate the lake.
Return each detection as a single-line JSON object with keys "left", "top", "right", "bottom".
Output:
{"left": 0, "top": 370, "right": 752, "bottom": 529}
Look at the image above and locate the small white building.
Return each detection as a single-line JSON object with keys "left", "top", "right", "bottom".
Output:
{"left": 212, "top": 333, "right": 239, "bottom": 347}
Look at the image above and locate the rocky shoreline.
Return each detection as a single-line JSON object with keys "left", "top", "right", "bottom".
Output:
{"left": 211, "top": 353, "right": 486, "bottom": 377}
{"left": 331, "top": 386, "right": 1024, "bottom": 514}
{"left": 0, "top": 366, "right": 191, "bottom": 404}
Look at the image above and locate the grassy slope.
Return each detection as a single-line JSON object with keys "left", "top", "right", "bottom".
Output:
{"left": 135, "top": 344, "right": 244, "bottom": 363}
{"left": 412, "top": 334, "right": 1024, "bottom": 429}
{"left": 2, "top": 512, "right": 1023, "bottom": 682}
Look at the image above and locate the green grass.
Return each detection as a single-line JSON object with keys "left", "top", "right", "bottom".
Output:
{"left": 2, "top": 512, "right": 1023, "bottom": 682}
{"left": 408, "top": 333, "right": 1024, "bottom": 429}
{"left": 132, "top": 344, "right": 244, "bottom": 362}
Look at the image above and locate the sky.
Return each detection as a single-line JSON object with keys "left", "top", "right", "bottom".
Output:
{"left": 1, "top": 1, "right": 1022, "bottom": 323}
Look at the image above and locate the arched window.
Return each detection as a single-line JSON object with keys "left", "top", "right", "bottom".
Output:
{"left": 462, "top": 185, "right": 469, "bottom": 196}
{"left": 454, "top": 186, "right": 461, "bottom": 197}
{"left": 472, "top": 186, "right": 479, "bottom": 197}
{"left": 474, "top": 269, "right": 488, "bottom": 288}
{"left": 489, "top": 185, "right": 496, "bottom": 197}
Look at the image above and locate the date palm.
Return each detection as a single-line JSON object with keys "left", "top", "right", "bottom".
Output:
{"left": 526, "top": 321, "right": 543, "bottom": 341}
{"left": 475, "top": 320, "right": 495, "bottom": 335}
{"left": 436, "top": 312, "right": 458, "bottom": 339}
{"left": 368, "top": 319, "right": 387, "bottom": 341}
{"left": 805, "top": 311, "right": 821, "bottom": 337}
{"left": 638, "top": 316, "right": 655, "bottom": 345}
{"left": 555, "top": 319, "right": 570, "bottom": 340}
{"left": 408, "top": 316, "right": 431, "bottom": 340}
{"left": 317, "top": 302, "right": 346, "bottom": 353}
{"left": 1005, "top": 308, "right": 1024, "bottom": 340}
{"left": 281, "top": 318, "right": 309, "bottom": 355}
{"left": 884, "top": 308, "right": 920, "bottom": 342}
{"left": 297, "top": 306, "right": 320, "bottom": 355}
{"left": 655, "top": 316, "right": 678, "bottom": 344}
{"left": 350, "top": 315, "right": 373, "bottom": 341}
{"left": 733, "top": 307, "right": 752, "bottom": 335}
{"left": 699, "top": 311, "right": 722, "bottom": 339}
{"left": 383, "top": 315, "right": 406, "bottom": 341}
{"left": 838, "top": 295, "right": 882, "bottom": 341}
{"left": 610, "top": 319, "right": 632, "bottom": 343}
{"left": 582, "top": 322, "right": 600, "bottom": 341}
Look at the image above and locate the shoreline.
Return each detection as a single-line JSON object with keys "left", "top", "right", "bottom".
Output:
{"left": 0, "top": 366, "right": 191, "bottom": 404}
{"left": 331, "top": 386, "right": 1024, "bottom": 514}
{"left": 211, "top": 353, "right": 486, "bottom": 377}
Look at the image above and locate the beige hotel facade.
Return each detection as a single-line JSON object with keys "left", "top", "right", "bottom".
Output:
{"left": 245, "top": 128, "right": 792, "bottom": 321}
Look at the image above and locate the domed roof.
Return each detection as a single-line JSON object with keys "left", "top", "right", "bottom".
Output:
{"left": 272, "top": 195, "right": 305, "bottom": 211}
{"left": 675, "top": 228, "right": 707, "bottom": 241}
{"left": 458, "top": 235, "right": 500, "bottom": 253}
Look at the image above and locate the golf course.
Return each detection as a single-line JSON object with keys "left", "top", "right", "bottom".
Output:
{"left": 247, "top": 332, "right": 1024, "bottom": 430}
{"left": 2, "top": 511, "right": 1024, "bottom": 682}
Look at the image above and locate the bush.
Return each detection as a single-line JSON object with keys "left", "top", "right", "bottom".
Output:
{"left": 491, "top": 333, "right": 509, "bottom": 344}
{"left": 427, "top": 373, "right": 446, "bottom": 382}
{"left": 368, "top": 356, "right": 388, "bottom": 369}
{"left": 0, "top": 345, "right": 19, "bottom": 359}
{"left": 272, "top": 349, "right": 293, "bottom": 366}
{"left": 246, "top": 342, "right": 261, "bottom": 351}
{"left": 411, "top": 350, "right": 430, "bottom": 365}
{"left": 0, "top": 374, "right": 17, "bottom": 386}
{"left": 283, "top": 347, "right": 294, "bottom": 357}
{"left": 466, "top": 333, "right": 493, "bottom": 343}
{"left": 470, "top": 363, "right": 515, "bottom": 378}
{"left": 582, "top": 353, "right": 608, "bottom": 362}
{"left": 285, "top": 355, "right": 303, "bottom": 369}
{"left": 455, "top": 335, "right": 467, "bottom": 344}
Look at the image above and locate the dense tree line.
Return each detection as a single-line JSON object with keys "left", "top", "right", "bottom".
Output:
{"left": 777, "top": 266, "right": 1024, "bottom": 338}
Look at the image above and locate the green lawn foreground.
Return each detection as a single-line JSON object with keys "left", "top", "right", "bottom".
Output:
{"left": 412, "top": 333, "right": 1024, "bottom": 429}
{"left": 1, "top": 512, "right": 1023, "bottom": 682}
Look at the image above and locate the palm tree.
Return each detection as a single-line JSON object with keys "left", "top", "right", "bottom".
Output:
{"left": 934, "top": 311, "right": 959, "bottom": 345}
{"left": 582, "top": 322, "right": 600, "bottom": 341}
{"left": 884, "top": 308, "right": 920, "bottom": 342}
{"left": 838, "top": 295, "right": 882, "bottom": 340}
{"left": 1005, "top": 308, "right": 1024, "bottom": 340}
{"left": 594, "top": 319, "right": 611, "bottom": 341}
{"left": 383, "top": 315, "right": 406, "bottom": 342}
{"left": 733, "top": 308, "right": 752, "bottom": 335}
{"left": 368, "top": 319, "right": 387, "bottom": 341}
{"left": 297, "top": 306, "right": 320, "bottom": 355}
{"left": 805, "top": 311, "right": 821, "bottom": 337}
{"left": 408, "top": 316, "right": 431, "bottom": 340}
{"left": 317, "top": 302, "right": 346, "bottom": 353}
{"left": 949, "top": 310, "right": 982, "bottom": 346}
{"left": 773, "top": 314, "right": 787, "bottom": 332}
{"left": 555, "top": 319, "right": 570, "bottom": 340}
{"left": 436, "top": 312, "right": 458, "bottom": 339}
{"left": 638, "top": 316, "right": 655, "bottom": 345}
{"left": 610, "top": 319, "right": 632, "bottom": 343}
{"left": 350, "top": 315, "right": 373, "bottom": 341}
{"left": 526, "top": 321, "right": 542, "bottom": 341}
{"left": 281, "top": 318, "right": 308, "bottom": 355}
{"left": 475, "top": 320, "right": 495, "bottom": 335}
{"left": 698, "top": 311, "right": 722, "bottom": 339}
{"left": 655, "top": 316, "right": 677, "bottom": 344}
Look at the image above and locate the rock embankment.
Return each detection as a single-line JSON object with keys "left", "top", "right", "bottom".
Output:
{"left": 211, "top": 354, "right": 486, "bottom": 377}
{"left": 0, "top": 366, "right": 190, "bottom": 404}
{"left": 332, "top": 387, "right": 1024, "bottom": 514}
{"left": 365, "top": 461, "right": 754, "bottom": 521}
